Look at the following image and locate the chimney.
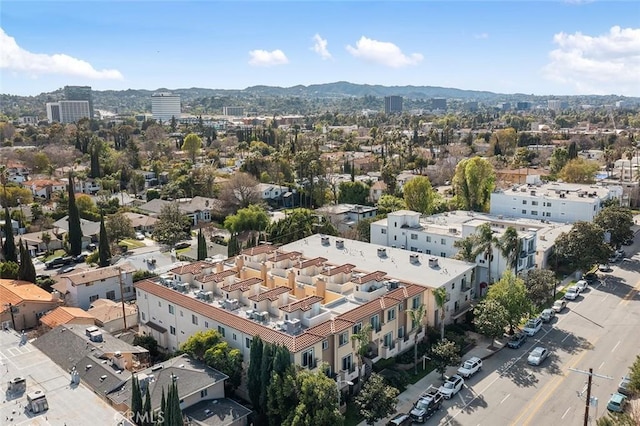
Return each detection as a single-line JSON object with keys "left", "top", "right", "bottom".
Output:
{"left": 260, "top": 262, "right": 267, "bottom": 283}
{"left": 295, "top": 282, "right": 306, "bottom": 299}
{"left": 287, "top": 269, "right": 296, "bottom": 290}
{"left": 239, "top": 267, "right": 247, "bottom": 280}
{"left": 235, "top": 255, "right": 244, "bottom": 273}
{"left": 216, "top": 262, "right": 223, "bottom": 273}
{"left": 315, "top": 277, "right": 326, "bottom": 301}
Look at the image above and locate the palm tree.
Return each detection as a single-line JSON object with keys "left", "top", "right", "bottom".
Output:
{"left": 453, "top": 237, "right": 477, "bottom": 263}
{"left": 408, "top": 304, "right": 426, "bottom": 374}
{"left": 625, "top": 148, "right": 634, "bottom": 182}
{"left": 433, "top": 287, "right": 447, "bottom": 341}
{"left": 350, "top": 323, "right": 373, "bottom": 384}
{"left": 474, "top": 223, "right": 499, "bottom": 284}
{"left": 498, "top": 226, "right": 521, "bottom": 275}
{"left": 41, "top": 231, "right": 52, "bottom": 255}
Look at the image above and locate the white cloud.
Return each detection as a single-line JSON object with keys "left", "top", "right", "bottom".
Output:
{"left": 346, "top": 36, "right": 423, "bottom": 68}
{"left": 474, "top": 33, "right": 489, "bottom": 40}
{"left": 0, "top": 28, "right": 123, "bottom": 80}
{"left": 248, "top": 49, "right": 289, "bottom": 67}
{"left": 312, "top": 34, "right": 332, "bottom": 60}
{"left": 543, "top": 26, "right": 640, "bottom": 95}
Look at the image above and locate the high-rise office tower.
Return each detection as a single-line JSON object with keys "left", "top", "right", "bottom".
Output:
{"left": 64, "top": 86, "right": 93, "bottom": 119}
{"left": 151, "top": 92, "right": 181, "bottom": 122}
{"left": 384, "top": 96, "right": 403, "bottom": 114}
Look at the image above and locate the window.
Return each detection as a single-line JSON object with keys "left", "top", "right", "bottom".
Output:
{"left": 137, "top": 290, "right": 141, "bottom": 297}
{"left": 302, "top": 349, "right": 314, "bottom": 367}
{"left": 399, "top": 303, "right": 404, "bottom": 311}
{"left": 547, "top": 202, "right": 552, "bottom": 207}
{"left": 522, "top": 209, "right": 527, "bottom": 214}
{"left": 341, "top": 354, "right": 352, "bottom": 372}
{"left": 522, "top": 200, "right": 527, "bottom": 205}
{"left": 545, "top": 212, "right": 551, "bottom": 217}
{"left": 387, "top": 308, "right": 396, "bottom": 322}
{"left": 353, "top": 323, "right": 362, "bottom": 335}
{"left": 339, "top": 332, "right": 348, "bottom": 346}
{"left": 441, "top": 238, "right": 446, "bottom": 245}
{"left": 141, "top": 312, "right": 146, "bottom": 321}
{"left": 233, "top": 333, "right": 237, "bottom": 341}
{"left": 158, "top": 301, "right": 162, "bottom": 307}
{"left": 170, "top": 326, "right": 176, "bottom": 335}
{"left": 106, "top": 290, "right": 116, "bottom": 300}
{"left": 246, "top": 338, "right": 251, "bottom": 348}
{"left": 394, "top": 222, "right": 397, "bottom": 228}
{"left": 426, "top": 249, "right": 431, "bottom": 254}
{"left": 322, "top": 340, "right": 329, "bottom": 350}
{"left": 192, "top": 314, "right": 198, "bottom": 325}
{"left": 394, "top": 235, "right": 397, "bottom": 241}
{"left": 217, "top": 326, "right": 225, "bottom": 336}
{"left": 411, "top": 234, "right": 418, "bottom": 240}
{"left": 381, "top": 229, "right": 386, "bottom": 234}
{"left": 89, "top": 295, "right": 99, "bottom": 302}
{"left": 531, "top": 211, "right": 538, "bottom": 216}
{"left": 440, "top": 252, "right": 446, "bottom": 257}
{"left": 200, "top": 389, "right": 208, "bottom": 398}
{"left": 370, "top": 314, "right": 380, "bottom": 331}
{"left": 123, "top": 286, "right": 132, "bottom": 294}
{"left": 532, "top": 201, "right": 538, "bottom": 206}
{"left": 169, "top": 304, "right": 174, "bottom": 314}
{"left": 412, "top": 296, "right": 420, "bottom": 310}
{"left": 204, "top": 321, "right": 209, "bottom": 328}
{"left": 383, "top": 332, "right": 393, "bottom": 348}
{"left": 398, "top": 326, "right": 405, "bottom": 339}
{"left": 426, "top": 236, "right": 431, "bottom": 243}
{"left": 180, "top": 311, "right": 184, "bottom": 317}
{"left": 451, "top": 282, "right": 455, "bottom": 290}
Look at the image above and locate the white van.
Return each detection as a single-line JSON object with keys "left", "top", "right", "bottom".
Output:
{"left": 522, "top": 317, "right": 543, "bottom": 336}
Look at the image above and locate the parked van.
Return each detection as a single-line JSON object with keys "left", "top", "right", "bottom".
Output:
{"left": 522, "top": 317, "right": 543, "bottom": 336}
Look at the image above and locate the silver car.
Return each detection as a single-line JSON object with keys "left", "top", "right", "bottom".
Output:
{"left": 527, "top": 346, "right": 549, "bottom": 366}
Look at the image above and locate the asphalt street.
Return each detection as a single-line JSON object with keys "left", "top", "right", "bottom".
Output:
{"left": 407, "top": 241, "right": 640, "bottom": 426}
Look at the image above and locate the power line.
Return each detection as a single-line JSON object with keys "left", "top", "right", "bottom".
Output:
{"left": 568, "top": 367, "right": 612, "bottom": 425}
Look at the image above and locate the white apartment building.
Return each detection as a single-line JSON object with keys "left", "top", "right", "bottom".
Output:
{"left": 54, "top": 263, "right": 136, "bottom": 310}
{"left": 151, "top": 92, "right": 181, "bottom": 122}
{"left": 136, "top": 236, "right": 474, "bottom": 384}
{"left": 490, "top": 178, "right": 622, "bottom": 223}
{"left": 46, "top": 100, "right": 90, "bottom": 123}
{"left": 371, "top": 210, "right": 539, "bottom": 287}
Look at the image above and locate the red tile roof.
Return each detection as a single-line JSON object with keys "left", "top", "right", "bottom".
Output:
{"left": 353, "top": 271, "right": 387, "bottom": 284}
{"left": 40, "top": 307, "right": 95, "bottom": 328}
{"left": 322, "top": 263, "right": 356, "bottom": 277}
{"left": 269, "top": 251, "right": 301, "bottom": 262}
{"left": 248, "top": 286, "right": 291, "bottom": 302}
{"left": 280, "top": 296, "right": 324, "bottom": 313}
{"left": 170, "top": 261, "right": 214, "bottom": 275}
{"left": 296, "top": 257, "right": 327, "bottom": 269}
{"left": 135, "top": 280, "right": 322, "bottom": 352}
{"left": 338, "top": 283, "right": 426, "bottom": 323}
{"left": 197, "top": 270, "right": 237, "bottom": 283}
{"left": 220, "top": 277, "right": 263, "bottom": 293}
{"left": 241, "top": 244, "right": 276, "bottom": 256}
{"left": 306, "top": 318, "right": 353, "bottom": 336}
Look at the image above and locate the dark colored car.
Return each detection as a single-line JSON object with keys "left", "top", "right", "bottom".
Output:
{"left": 73, "top": 254, "right": 87, "bottom": 263}
{"left": 174, "top": 242, "right": 191, "bottom": 250}
{"left": 508, "top": 332, "right": 528, "bottom": 349}
{"left": 410, "top": 390, "right": 443, "bottom": 423}
{"left": 45, "top": 257, "right": 65, "bottom": 269}
{"left": 87, "top": 243, "right": 97, "bottom": 251}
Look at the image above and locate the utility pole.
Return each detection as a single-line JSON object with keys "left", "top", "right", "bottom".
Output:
{"left": 569, "top": 367, "right": 612, "bottom": 425}
{"left": 3, "top": 303, "right": 16, "bottom": 330}
{"left": 117, "top": 266, "right": 127, "bottom": 330}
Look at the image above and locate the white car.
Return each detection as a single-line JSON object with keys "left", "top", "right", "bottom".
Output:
{"left": 527, "top": 346, "right": 549, "bottom": 366}
{"left": 457, "top": 357, "right": 482, "bottom": 378}
{"left": 552, "top": 299, "right": 567, "bottom": 312}
{"left": 438, "top": 375, "right": 464, "bottom": 399}
{"left": 135, "top": 232, "right": 145, "bottom": 241}
{"left": 575, "top": 280, "right": 588, "bottom": 292}
{"left": 522, "top": 317, "right": 543, "bottom": 336}
{"left": 564, "top": 286, "right": 579, "bottom": 300}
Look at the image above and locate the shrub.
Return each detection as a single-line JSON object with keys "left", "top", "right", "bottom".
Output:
{"left": 380, "top": 369, "right": 409, "bottom": 393}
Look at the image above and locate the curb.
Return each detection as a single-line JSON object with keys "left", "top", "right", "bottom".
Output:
{"left": 479, "top": 341, "right": 507, "bottom": 361}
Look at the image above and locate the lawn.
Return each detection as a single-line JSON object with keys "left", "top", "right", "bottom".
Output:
{"left": 119, "top": 239, "right": 146, "bottom": 249}
{"left": 41, "top": 249, "right": 66, "bottom": 262}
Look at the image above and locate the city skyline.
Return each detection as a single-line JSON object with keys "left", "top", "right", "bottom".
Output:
{"left": 1, "top": 1, "right": 639, "bottom": 97}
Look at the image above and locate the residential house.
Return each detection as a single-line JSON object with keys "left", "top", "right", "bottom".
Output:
{"left": 369, "top": 181, "right": 387, "bottom": 203}
{"left": 177, "top": 196, "right": 223, "bottom": 226}
{"left": 52, "top": 215, "right": 101, "bottom": 247}
{"left": 27, "top": 178, "right": 66, "bottom": 200}
{"left": 88, "top": 298, "right": 138, "bottom": 333}
{"left": 315, "top": 204, "right": 378, "bottom": 232}
{"left": 6, "top": 160, "right": 30, "bottom": 183}
{"left": 39, "top": 306, "right": 96, "bottom": 330}
{"left": 138, "top": 198, "right": 171, "bottom": 218}
{"left": 53, "top": 263, "right": 137, "bottom": 310}
{"left": 19, "top": 230, "right": 63, "bottom": 256}
{"left": 494, "top": 168, "right": 550, "bottom": 186}
{"left": 0, "top": 279, "right": 63, "bottom": 330}
{"left": 123, "top": 212, "right": 158, "bottom": 234}
{"left": 256, "top": 183, "right": 289, "bottom": 201}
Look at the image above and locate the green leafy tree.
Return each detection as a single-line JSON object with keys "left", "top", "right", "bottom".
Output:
{"left": 408, "top": 304, "right": 426, "bottom": 374}
{"left": 106, "top": 211, "right": 134, "bottom": 243}
{"left": 355, "top": 373, "right": 399, "bottom": 425}
{"left": 181, "top": 133, "right": 203, "bottom": 163}
{"left": 2, "top": 206, "right": 17, "bottom": 262}
{"left": 356, "top": 217, "right": 377, "bottom": 242}
{"left": 555, "top": 221, "right": 612, "bottom": 272}
{"left": 453, "top": 157, "right": 496, "bottom": 212}
{"left": 351, "top": 323, "right": 372, "bottom": 382}
{"left": 522, "top": 269, "right": 556, "bottom": 309}
{"left": 558, "top": 158, "right": 600, "bottom": 184}
{"left": 224, "top": 204, "right": 269, "bottom": 237}
{"left": 453, "top": 237, "right": 477, "bottom": 262}
{"left": 594, "top": 206, "right": 634, "bottom": 248}
{"left": 430, "top": 339, "right": 461, "bottom": 380}
{"left": 40, "top": 231, "right": 52, "bottom": 254}
{"left": 266, "top": 208, "right": 338, "bottom": 245}
{"left": 434, "top": 287, "right": 447, "bottom": 340}
{"left": 627, "top": 354, "right": 640, "bottom": 396}
{"left": 0, "top": 261, "right": 19, "bottom": 279}
{"left": 473, "top": 299, "right": 509, "bottom": 348}
{"left": 67, "top": 173, "right": 83, "bottom": 256}
{"left": 17, "top": 240, "right": 36, "bottom": 283}
{"left": 132, "top": 335, "right": 160, "bottom": 361}
{"left": 474, "top": 223, "right": 499, "bottom": 284}
{"left": 98, "top": 214, "right": 111, "bottom": 267}
{"left": 284, "top": 369, "right": 344, "bottom": 426}
{"left": 152, "top": 203, "right": 191, "bottom": 247}
{"left": 338, "top": 181, "right": 369, "bottom": 205}
{"left": 197, "top": 228, "right": 207, "bottom": 260}
{"left": 402, "top": 176, "right": 436, "bottom": 215}
{"left": 265, "top": 344, "right": 294, "bottom": 426}
{"left": 376, "top": 194, "right": 406, "bottom": 215}
{"left": 498, "top": 226, "right": 521, "bottom": 275}
{"left": 486, "top": 271, "right": 532, "bottom": 334}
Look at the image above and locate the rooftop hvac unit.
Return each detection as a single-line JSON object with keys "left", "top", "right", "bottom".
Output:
{"left": 151, "top": 365, "right": 164, "bottom": 372}
{"left": 89, "top": 331, "right": 103, "bottom": 342}
{"left": 176, "top": 283, "right": 189, "bottom": 293}
{"left": 246, "top": 309, "right": 255, "bottom": 319}
{"left": 256, "top": 311, "right": 269, "bottom": 322}
{"left": 223, "top": 299, "right": 239, "bottom": 311}
{"left": 377, "top": 248, "right": 387, "bottom": 257}
{"left": 284, "top": 318, "right": 302, "bottom": 334}
{"left": 336, "top": 240, "right": 344, "bottom": 249}
{"left": 203, "top": 291, "right": 213, "bottom": 301}
{"left": 321, "top": 236, "right": 330, "bottom": 246}
{"left": 428, "top": 257, "right": 439, "bottom": 268}
{"left": 85, "top": 326, "right": 99, "bottom": 337}
{"left": 387, "top": 279, "right": 399, "bottom": 290}
{"left": 409, "top": 253, "right": 419, "bottom": 264}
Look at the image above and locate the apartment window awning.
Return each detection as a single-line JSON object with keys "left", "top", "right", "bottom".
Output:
{"left": 145, "top": 321, "right": 167, "bottom": 334}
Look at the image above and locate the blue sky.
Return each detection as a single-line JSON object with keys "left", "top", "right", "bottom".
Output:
{"left": 1, "top": 1, "right": 639, "bottom": 96}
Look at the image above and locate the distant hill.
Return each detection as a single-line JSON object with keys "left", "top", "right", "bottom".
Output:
{"left": 1, "top": 82, "right": 636, "bottom": 118}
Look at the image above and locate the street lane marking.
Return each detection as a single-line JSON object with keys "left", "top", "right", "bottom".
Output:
{"left": 611, "top": 340, "right": 621, "bottom": 353}
{"left": 621, "top": 280, "right": 640, "bottom": 305}
{"left": 561, "top": 407, "right": 572, "bottom": 419}
{"left": 599, "top": 361, "right": 605, "bottom": 370}
{"left": 500, "top": 393, "right": 511, "bottom": 404}
{"left": 561, "top": 333, "right": 570, "bottom": 343}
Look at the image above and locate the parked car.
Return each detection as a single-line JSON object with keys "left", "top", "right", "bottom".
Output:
{"left": 387, "top": 413, "right": 413, "bottom": 426}
{"left": 552, "top": 299, "right": 567, "bottom": 313}
{"left": 135, "top": 232, "right": 145, "bottom": 241}
{"left": 540, "top": 308, "right": 555, "bottom": 323}
{"left": 438, "top": 375, "right": 464, "bottom": 399}
{"left": 527, "top": 346, "right": 549, "bottom": 366}
{"left": 609, "top": 253, "right": 623, "bottom": 263}
{"left": 575, "top": 279, "right": 589, "bottom": 292}
{"left": 607, "top": 393, "right": 628, "bottom": 413}
{"left": 45, "top": 257, "right": 65, "bottom": 269}
{"left": 87, "top": 243, "right": 97, "bottom": 251}
{"left": 174, "top": 242, "right": 191, "bottom": 250}
{"left": 564, "top": 286, "right": 580, "bottom": 300}
{"left": 508, "top": 332, "right": 528, "bottom": 349}
{"left": 410, "top": 390, "right": 443, "bottom": 423}
{"left": 457, "top": 357, "right": 483, "bottom": 378}
{"left": 523, "top": 317, "right": 543, "bottom": 336}
{"left": 617, "top": 376, "right": 632, "bottom": 397}
{"left": 58, "top": 265, "right": 75, "bottom": 275}
{"left": 73, "top": 253, "right": 87, "bottom": 263}
{"left": 599, "top": 264, "right": 613, "bottom": 272}
{"left": 584, "top": 272, "right": 598, "bottom": 283}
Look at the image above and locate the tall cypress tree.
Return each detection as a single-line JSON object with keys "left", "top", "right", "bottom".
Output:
{"left": 171, "top": 380, "right": 182, "bottom": 426}
{"left": 98, "top": 214, "right": 111, "bottom": 267}
{"left": 2, "top": 206, "right": 17, "bottom": 263}
{"left": 197, "top": 228, "right": 206, "bottom": 261}
{"left": 247, "top": 337, "right": 263, "bottom": 410}
{"left": 159, "top": 388, "right": 166, "bottom": 425}
{"left": 17, "top": 240, "right": 36, "bottom": 283}
{"left": 143, "top": 385, "right": 152, "bottom": 426}
{"left": 67, "top": 172, "right": 83, "bottom": 256}
{"left": 130, "top": 376, "right": 143, "bottom": 426}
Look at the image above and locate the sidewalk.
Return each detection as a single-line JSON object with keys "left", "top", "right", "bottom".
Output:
{"left": 359, "top": 333, "right": 507, "bottom": 426}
